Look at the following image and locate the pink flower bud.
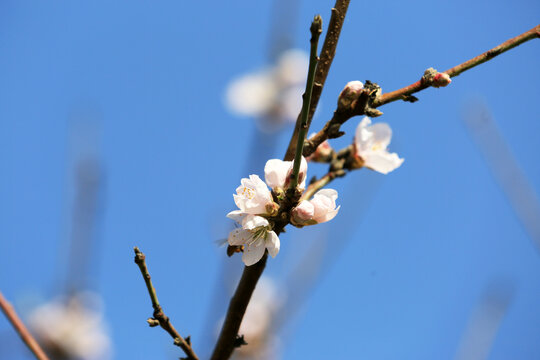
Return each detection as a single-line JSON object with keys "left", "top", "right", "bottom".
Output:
{"left": 432, "top": 72, "right": 451, "bottom": 88}
{"left": 337, "top": 81, "right": 364, "bottom": 112}
{"left": 290, "top": 200, "right": 315, "bottom": 226}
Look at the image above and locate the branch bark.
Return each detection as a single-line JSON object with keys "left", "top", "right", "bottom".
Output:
{"left": 133, "top": 247, "right": 199, "bottom": 360}
{"left": 284, "top": 0, "right": 351, "bottom": 161}
{"left": 0, "top": 291, "right": 50, "bottom": 360}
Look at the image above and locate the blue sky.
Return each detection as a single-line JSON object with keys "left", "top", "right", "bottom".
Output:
{"left": 1, "top": 1, "right": 539, "bottom": 359}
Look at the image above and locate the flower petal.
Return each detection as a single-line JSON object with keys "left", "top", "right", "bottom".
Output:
{"left": 228, "top": 228, "right": 252, "bottom": 246}
{"left": 368, "top": 122, "right": 392, "bottom": 150}
{"left": 264, "top": 159, "right": 290, "bottom": 189}
{"left": 265, "top": 231, "right": 280, "bottom": 258}
{"left": 242, "top": 241, "right": 267, "bottom": 266}
{"left": 226, "top": 210, "right": 246, "bottom": 224}
{"left": 363, "top": 152, "right": 404, "bottom": 174}
{"left": 242, "top": 215, "right": 269, "bottom": 230}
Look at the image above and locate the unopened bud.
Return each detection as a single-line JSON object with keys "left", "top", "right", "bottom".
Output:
{"left": 337, "top": 81, "right": 364, "bottom": 112}
{"left": 307, "top": 136, "right": 334, "bottom": 163}
{"left": 290, "top": 200, "right": 316, "bottom": 227}
{"left": 432, "top": 72, "right": 451, "bottom": 87}
{"left": 423, "top": 67, "right": 452, "bottom": 88}
{"left": 265, "top": 201, "right": 280, "bottom": 216}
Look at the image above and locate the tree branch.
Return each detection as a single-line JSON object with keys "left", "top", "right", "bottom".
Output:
{"left": 0, "top": 291, "right": 50, "bottom": 360}
{"left": 304, "top": 25, "right": 540, "bottom": 157}
{"left": 284, "top": 0, "right": 351, "bottom": 161}
{"left": 133, "top": 247, "right": 199, "bottom": 360}
{"left": 372, "top": 24, "right": 540, "bottom": 108}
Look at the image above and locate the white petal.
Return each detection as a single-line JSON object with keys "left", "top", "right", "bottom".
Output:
{"left": 242, "top": 215, "right": 269, "bottom": 230}
{"left": 242, "top": 242, "right": 267, "bottom": 266}
{"left": 369, "top": 122, "right": 392, "bottom": 150}
{"left": 311, "top": 189, "right": 340, "bottom": 223}
{"left": 234, "top": 175, "right": 272, "bottom": 214}
{"left": 292, "top": 200, "right": 315, "bottom": 221}
{"left": 226, "top": 210, "right": 246, "bottom": 224}
{"left": 364, "top": 152, "right": 404, "bottom": 174}
{"left": 354, "top": 117, "right": 373, "bottom": 153}
{"left": 264, "top": 159, "right": 290, "bottom": 189}
{"left": 298, "top": 156, "right": 308, "bottom": 189}
{"left": 228, "top": 228, "right": 252, "bottom": 246}
{"left": 265, "top": 231, "right": 280, "bottom": 258}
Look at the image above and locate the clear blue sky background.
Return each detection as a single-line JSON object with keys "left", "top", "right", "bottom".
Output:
{"left": 1, "top": 1, "right": 539, "bottom": 359}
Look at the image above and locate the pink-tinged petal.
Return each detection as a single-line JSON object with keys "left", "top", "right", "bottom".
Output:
{"left": 291, "top": 200, "right": 314, "bottom": 223}
{"left": 298, "top": 156, "right": 308, "bottom": 189}
{"left": 226, "top": 210, "right": 246, "bottom": 224}
{"left": 242, "top": 215, "right": 269, "bottom": 230}
{"left": 242, "top": 242, "right": 267, "bottom": 266}
{"left": 265, "top": 231, "right": 280, "bottom": 258}
{"left": 363, "top": 152, "right": 404, "bottom": 174}
{"left": 311, "top": 189, "right": 340, "bottom": 223}
{"left": 228, "top": 228, "right": 252, "bottom": 246}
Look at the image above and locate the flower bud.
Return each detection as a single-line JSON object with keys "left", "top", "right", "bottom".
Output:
{"left": 432, "top": 72, "right": 452, "bottom": 87}
{"left": 290, "top": 200, "right": 316, "bottom": 226}
{"left": 337, "top": 81, "right": 364, "bottom": 112}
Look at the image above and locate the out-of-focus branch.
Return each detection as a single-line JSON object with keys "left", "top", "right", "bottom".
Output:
{"left": 372, "top": 24, "right": 540, "bottom": 108}
{"left": 284, "top": 0, "right": 351, "bottom": 161}
{"left": 0, "top": 291, "right": 50, "bottom": 360}
{"left": 133, "top": 247, "right": 199, "bottom": 360}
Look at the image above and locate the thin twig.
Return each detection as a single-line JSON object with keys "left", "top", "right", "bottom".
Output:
{"left": 372, "top": 24, "right": 540, "bottom": 108}
{"left": 0, "top": 291, "right": 50, "bottom": 360}
{"left": 304, "top": 25, "right": 540, "bottom": 157}
{"left": 288, "top": 15, "right": 322, "bottom": 192}
{"left": 284, "top": 0, "right": 351, "bottom": 161}
{"left": 133, "top": 247, "right": 199, "bottom": 360}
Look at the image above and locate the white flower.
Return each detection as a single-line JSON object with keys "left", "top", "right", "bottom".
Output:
{"left": 354, "top": 117, "right": 404, "bottom": 174}
{"left": 225, "top": 49, "right": 308, "bottom": 129}
{"left": 28, "top": 293, "right": 111, "bottom": 360}
{"left": 233, "top": 175, "right": 275, "bottom": 215}
{"left": 264, "top": 157, "right": 307, "bottom": 191}
{"left": 227, "top": 214, "right": 280, "bottom": 266}
{"left": 291, "top": 189, "right": 340, "bottom": 225}
{"left": 310, "top": 189, "right": 340, "bottom": 223}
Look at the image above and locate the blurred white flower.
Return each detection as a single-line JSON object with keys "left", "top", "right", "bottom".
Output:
{"left": 353, "top": 117, "right": 404, "bottom": 174}
{"left": 264, "top": 156, "right": 307, "bottom": 191}
{"left": 228, "top": 214, "right": 280, "bottom": 266}
{"left": 225, "top": 49, "right": 308, "bottom": 130}
{"left": 28, "top": 292, "right": 111, "bottom": 360}
{"left": 236, "top": 277, "right": 283, "bottom": 360}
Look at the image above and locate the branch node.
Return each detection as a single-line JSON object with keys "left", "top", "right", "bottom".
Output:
{"left": 147, "top": 318, "right": 160, "bottom": 327}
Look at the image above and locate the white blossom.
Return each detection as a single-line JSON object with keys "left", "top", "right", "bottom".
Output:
{"left": 354, "top": 117, "right": 404, "bottom": 174}
{"left": 233, "top": 174, "right": 275, "bottom": 215}
{"left": 227, "top": 214, "right": 280, "bottom": 266}
{"left": 225, "top": 49, "right": 308, "bottom": 130}
{"left": 264, "top": 157, "right": 307, "bottom": 191}
{"left": 28, "top": 292, "right": 111, "bottom": 360}
{"left": 291, "top": 189, "right": 340, "bottom": 225}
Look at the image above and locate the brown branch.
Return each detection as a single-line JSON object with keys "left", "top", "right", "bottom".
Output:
{"left": 304, "top": 25, "right": 540, "bottom": 157}
{"left": 373, "top": 24, "right": 540, "bottom": 108}
{"left": 0, "top": 291, "right": 50, "bottom": 360}
{"left": 284, "top": 0, "right": 350, "bottom": 161}
{"left": 133, "top": 247, "right": 199, "bottom": 360}
{"left": 210, "top": 253, "right": 268, "bottom": 360}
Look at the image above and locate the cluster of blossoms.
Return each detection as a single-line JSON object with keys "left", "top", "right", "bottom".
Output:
{"left": 227, "top": 157, "right": 339, "bottom": 266}
{"left": 227, "top": 80, "right": 404, "bottom": 266}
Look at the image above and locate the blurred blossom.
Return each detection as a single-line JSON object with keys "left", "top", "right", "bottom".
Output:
{"left": 225, "top": 49, "right": 308, "bottom": 131}
{"left": 28, "top": 292, "right": 111, "bottom": 360}
{"left": 353, "top": 117, "right": 404, "bottom": 174}
{"left": 235, "top": 277, "right": 283, "bottom": 360}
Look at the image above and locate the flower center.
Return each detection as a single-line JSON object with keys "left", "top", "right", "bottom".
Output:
{"left": 240, "top": 186, "right": 256, "bottom": 199}
{"left": 371, "top": 142, "right": 384, "bottom": 151}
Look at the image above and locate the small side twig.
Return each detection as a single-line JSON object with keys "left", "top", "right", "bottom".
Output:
{"left": 284, "top": 0, "right": 351, "bottom": 161}
{"left": 288, "top": 15, "right": 323, "bottom": 192}
{"left": 0, "top": 291, "right": 50, "bottom": 360}
{"left": 303, "top": 25, "right": 540, "bottom": 158}
{"left": 372, "top": 24, "right": 540, "bottom": 108}
{"left": 133, "top": 247, "right": 199, "bottom": 360}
